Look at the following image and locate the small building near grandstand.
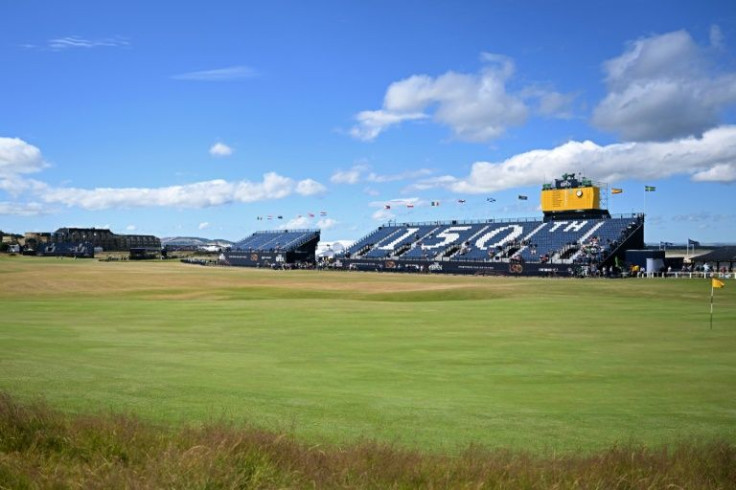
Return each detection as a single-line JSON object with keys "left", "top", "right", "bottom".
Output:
{"left": 221, "top": 229, "right": 320, "bottom": 268}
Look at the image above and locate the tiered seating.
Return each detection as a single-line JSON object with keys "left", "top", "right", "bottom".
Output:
{"left": 233, "top": 230, "right": 319, "bottom": 252}
{"left": 342, "top": 216, "right": 641, "bottom": 265}
{"left": 402, "top": 225, "right": 478, "bottom": 259}
{"left": 346, "top": 226, "right": 399, "bottom": 256}
{"left": 363, "top": 225, "right": 438, "bottom": 258}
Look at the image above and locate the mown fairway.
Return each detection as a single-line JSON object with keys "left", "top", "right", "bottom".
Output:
{"left": 1, "top": 256, "right": 734, "bottom": 453}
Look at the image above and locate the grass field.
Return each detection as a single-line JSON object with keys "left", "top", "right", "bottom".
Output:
{"left": 1, "top": 255, "right": 734, "bottom": 454}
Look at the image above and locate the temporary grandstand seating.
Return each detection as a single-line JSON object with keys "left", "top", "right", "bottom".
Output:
{"left": 340, "top": 215, "right": 643, "bottom": 265}
{"left": 233, "top": 229, "right": 320, "bottom": 252}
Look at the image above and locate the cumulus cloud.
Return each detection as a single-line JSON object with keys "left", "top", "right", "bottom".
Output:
{"left": 349, "top": 53, "right": 571, "bottom": 142}
{"left": 0, "top": 137, "right": 326, "bottom": 211}
{"left": 295, "top": 178, "right": 327, "bottom": 196}
{"left": 0, "top": 137, "right": 47, "bottom": 177}
{"left": 330, "top": 164, "right": 369, "bottom": 184}
{"left": 592, "top": 29, "right": 736, "bottom": 141}
{"left": 317, "top": 217, "right": 337, "bottom": 230}
{"left": 172, "top": 66, "right": 258, "bottom": 81}
{"left": 37, "top": 172, "right": 326, "bottom": 210}
{"left": 411, "top": 125, "right": 736, "bottom": 193}
{"left": 198, "top": 222, "right": 210, "bottom": 230}
{"left": 280, "top": 215, "right": 337, "bottom": 230}
{"left": 209, "top": 142, "right": 233, "bottom": 157}
{"left": 126, "top": 225, "right": 137, "bottom": 231}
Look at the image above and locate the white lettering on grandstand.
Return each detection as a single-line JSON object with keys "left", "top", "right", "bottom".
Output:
{"left": 422, "top": 226, "right": 471, "bottom": 250}
{"left": 547, "top": 221, "right": 568, "bottom": 232}
{"left": 564, "top": 221, "right": 588, "bottom": 232}
{"left": 379, "top": 227, "right": 419, "bottom": 250}
{"left": 474, "top": 225, "right": 522, "bottom": 250}
{"left": 548, "top": 220, "right": 588, "bottom": 232}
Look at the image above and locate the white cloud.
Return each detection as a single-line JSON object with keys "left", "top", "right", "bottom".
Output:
{"left": 46, "top": 36, "right": 130, "bottom": 50}
{"left": 592, "top": 30, "right": 736, "bottom": 141}
{"left": 37, "top": 172, "right": 326, "bottom": 210}
{"left": 126, "top": 225, "right": 137, "bottom": 231}
{"left": 317, "top": 218, "right": 338, "bottom": 230}
{"left": 350, "top": 53, "right": 569, "bottom": 142}
{"left": 0, "top": 137, "right": 327, "bottom": 210}
{"left": 281, "top": 216, "right": 311, "bottom": 229}
{"left": 371, "top": 208, "right": 395, "bottom": 221}
{"left": 710, "top": 24, "right": 725, "bottom": 49}
{"left": 330, "top": 164, "right": 369, "bottom": 184}
{"left": 331, "top": 164, "right": 433, "bottom": 184}
{"left": 281, "top": 216, "right": 337, "bottom": 230}
{"left": 209, "top": 142, "right": 233, "bottom": 157}
{"left": 349, "top": 110, "right": 427, "bottom": 141}
{"left": 0, "top": 137, "right": 47, "bottom": 177}
{"left": 295, "top": 178, "right": 327, "bottom": 196}
{"left": 0, "top": 201, "right": 47, "bottom": 216}
{"left": 172, "top": 66, "right": 258, "bottom": 81}
{"left": 198, "top": 222, "right": 210, "bottom": 230}
{"left": 411, "top": 125, "right": 736, "bottom": 193}
{"left": 691, "top": 164, "right": 736, "bottom": 182}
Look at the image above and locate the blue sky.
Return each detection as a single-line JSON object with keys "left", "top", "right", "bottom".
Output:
{"left": 1, "top": 0, "right": 735, "bottom": 244}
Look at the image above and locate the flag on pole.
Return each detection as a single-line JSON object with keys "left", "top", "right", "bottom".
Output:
{"left": 320, "top": 211, "right": 327, "bottom": 216}
{"left": 688, "top": 238, "right": 700, "bottom": 247}
{"left": 486, "top": 197, "right": 496, "bottom": 202}
{"left": 710, "top": 278, "right": 725, "bottom": 329}
{"left": 406, "top": 203, "right": 414, "bottom": 208}
{"left": 645, "top": 185, "right": 656, "bottom": 192}
{"left": 384, "top": 204, "right": 391, "bottom": 209}
{"left": 611, "top": 188, "right": 623, "bottom": 194}
{"left": 518, "top": 195, "right": 528, "bottom": 200}
{"left": 457, "top": 199, "right": 466, "bottom": 204}
{"left": 431, "top": 201, "right": 440, "bottom": 206}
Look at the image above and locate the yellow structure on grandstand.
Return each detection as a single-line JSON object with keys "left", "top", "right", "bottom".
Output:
{"left": 541, "top": 173, "right": 607, "bottom": 219}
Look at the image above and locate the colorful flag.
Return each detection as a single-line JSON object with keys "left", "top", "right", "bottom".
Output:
{"left": 688, "top": 238, "right": 700, "bottom": 246}
{"left": 320, "top": 211, "right": 327, "bottom": 216}
{"left": 712, "top": 278, "right": 725, "bottom": 289}
{"left": 611, "top": 188, "right": 623, "bottom": 194}
{"left": 384, "top": 204, "right": 391, "bottom": 209}
{"left": 457, "top": 199, "right": 466, "bottom": 204}
{"left": 645, "top": 185, "right": 656, "bottom": 192}
{"left": 486, "top": 197, "right": 496, "bottom": 202}
{"left": 277, "top": 215, "right": 283, "bottom": 219}
{"left": 431, "top": 201, "right": 440, "bottom": 206}
{"left": 406, "top": 203, "right": 414, "bottom": 208}
{"left": 308, "top": 213, "right": 315, "bottom": 218}
{"left": 518, "top": 195, "right": 528, "bottom": 200}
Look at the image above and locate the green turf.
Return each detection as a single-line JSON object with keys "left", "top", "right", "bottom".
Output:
{"left": 1, "top": 256, "right": 734, "bottom": 452}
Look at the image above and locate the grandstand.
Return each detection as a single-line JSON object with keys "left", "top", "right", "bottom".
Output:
{"left": 220, "top": 229, "right": 320, "bottom": 268}
{"left": 335, "top": 174, "right": 645, "bottom": 276}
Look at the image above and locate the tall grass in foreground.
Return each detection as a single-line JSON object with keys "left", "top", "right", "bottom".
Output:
{"left": 1, "top": 393, "right": 733, "bottom": 489}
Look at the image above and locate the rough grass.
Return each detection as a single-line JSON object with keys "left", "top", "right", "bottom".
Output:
{"left": 1, "top": 256, "right": 735, "bottom": 456}
{"left": 1, "top": 393, "right": 734, "bottom": 489}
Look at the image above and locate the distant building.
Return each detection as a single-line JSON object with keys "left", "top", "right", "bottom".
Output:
{"left": 51, "top": 227, "right": 160, "bottom": 251}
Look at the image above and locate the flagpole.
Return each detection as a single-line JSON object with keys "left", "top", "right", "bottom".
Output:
{"left": 710, "top": 280, "right": 714, "bottom": 330}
